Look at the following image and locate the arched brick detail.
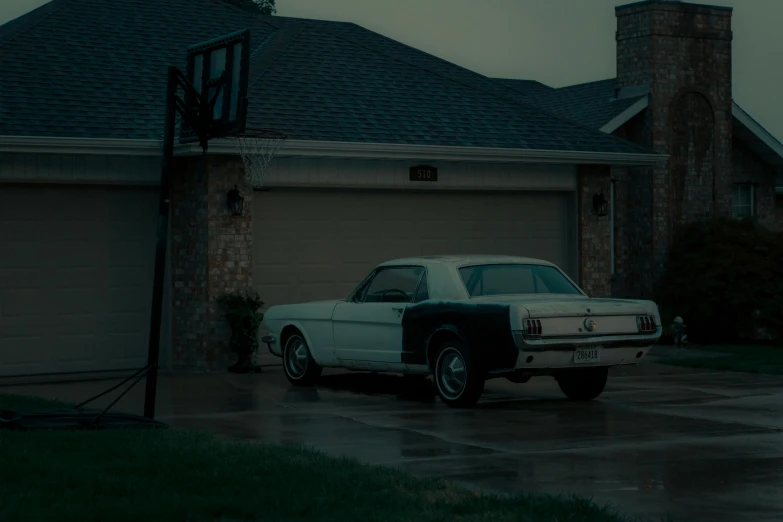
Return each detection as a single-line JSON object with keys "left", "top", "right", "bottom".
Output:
{"left": 668, "top": 90, "right": 716, "bottom": 232}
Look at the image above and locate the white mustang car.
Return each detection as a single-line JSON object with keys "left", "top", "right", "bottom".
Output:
{"left": 261, "top": 255, "right": 662, "bottom": 407}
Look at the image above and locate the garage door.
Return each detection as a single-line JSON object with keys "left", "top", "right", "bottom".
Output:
{"left": 0, "top": 185, "right": 170, "bottom": 378}
{"left": 253, "top": 189, "right": 576, "bottom": 307}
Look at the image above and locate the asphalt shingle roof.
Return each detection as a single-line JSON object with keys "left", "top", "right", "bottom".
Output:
{"left": 0, "top": 0, "right": 655, "bottom": 155}
{"left": 497, "top": 78, "right": 645, "bottom": 130}
{"left": 492, "top": 78, "right": 555, "bottom": 98}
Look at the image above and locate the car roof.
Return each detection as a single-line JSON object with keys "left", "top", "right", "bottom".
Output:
{"left": 377, "top": 254, "right": 557, "bottom": 269}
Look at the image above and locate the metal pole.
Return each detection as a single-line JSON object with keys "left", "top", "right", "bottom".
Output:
{"left": 144, "top": 66, "right": 178, "bottom": 419}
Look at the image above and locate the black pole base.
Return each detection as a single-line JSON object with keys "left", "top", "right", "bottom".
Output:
{"left": 0, "top": 410, "right": 167, "bottom": 431}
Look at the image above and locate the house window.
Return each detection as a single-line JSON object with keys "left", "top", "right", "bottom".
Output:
{"left": 732, "top": 184, "right": 755, "bottom": 219}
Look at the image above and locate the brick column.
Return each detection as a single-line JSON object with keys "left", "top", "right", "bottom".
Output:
{"left": 578, "top": 164, "right": 612, "bottom": 298}
{"left": 171, "top": 155, "right": 253, "bottom": 370}
{"left": 776, "top": 196, "right": 783, "bottom": 233}
{"left": 610, "top": 112, "right": 655, "bottom": 299}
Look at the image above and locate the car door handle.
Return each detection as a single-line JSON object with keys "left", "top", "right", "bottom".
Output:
{"left": 392, "top": 307, "right": 404, "bottom": 314}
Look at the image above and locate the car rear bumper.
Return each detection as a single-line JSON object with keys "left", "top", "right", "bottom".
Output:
{"left": 514, "top": 345, "right": 654, "bottom": 369}
{"left": 511, "top": 328, "right": 661, "bottom": 369}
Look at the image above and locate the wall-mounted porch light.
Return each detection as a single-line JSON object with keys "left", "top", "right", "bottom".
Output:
{"left": 593, "top": 190, "right": 609, "bottom": 217}
{"left": 227, "top": 185, "right": 244, "bottom": 216}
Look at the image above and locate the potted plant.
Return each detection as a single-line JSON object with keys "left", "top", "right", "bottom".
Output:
{"left": 217, "top": 290, "right": 264, "bottom": 374}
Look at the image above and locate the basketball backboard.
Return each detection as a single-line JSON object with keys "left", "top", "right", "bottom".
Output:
{"left": 179, "top": 28, "right": 251, "bottom": 144}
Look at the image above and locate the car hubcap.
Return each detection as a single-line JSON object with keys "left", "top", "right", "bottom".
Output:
{"left": 286, "top": 338, "right": 309, "bottom": 377}
{"left": 438, "top": 350, "right": 466, "bottom": 399}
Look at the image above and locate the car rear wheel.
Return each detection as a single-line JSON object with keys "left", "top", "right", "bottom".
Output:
{"left": 282, "top": 333, "right": 322, "bottom": 386}
{"left": 433, "top": 340, "right": 484, "bottom": 408}
{"left": 556, "top": 366, "right": 609, "bottom": 401}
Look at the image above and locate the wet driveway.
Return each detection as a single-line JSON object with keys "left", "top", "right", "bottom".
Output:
{"left": 4, "top": 358, "right": 783, "bottom": 522}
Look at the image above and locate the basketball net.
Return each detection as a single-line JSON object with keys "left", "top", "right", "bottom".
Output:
{"left": 228, "top": 129, "right": 288, "bottom": 188}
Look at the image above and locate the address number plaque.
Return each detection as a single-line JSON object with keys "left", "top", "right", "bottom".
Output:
{"left": 409, "top": 165, "right": 438, "bottom": 182}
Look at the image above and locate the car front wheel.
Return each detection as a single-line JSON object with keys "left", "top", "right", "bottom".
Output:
{"left": 282, "top": 333, "right": 322, "bottom": 386}
{"left": 556, "top": 366, "right": 609, "bottom": 401}
{"left": 433, "top": 340, "right": 484, "bottom": 408}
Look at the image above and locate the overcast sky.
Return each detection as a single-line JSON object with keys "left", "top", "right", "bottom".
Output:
{"left": 2, "top": 0, "right": 781, "bottom": 141}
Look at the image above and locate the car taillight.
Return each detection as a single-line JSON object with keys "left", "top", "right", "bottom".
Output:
{"left": 637, "top": 315, "right": 656, "bottom": 333}
{"left": 523, "top": 319, "right": 542, "bottom": 338}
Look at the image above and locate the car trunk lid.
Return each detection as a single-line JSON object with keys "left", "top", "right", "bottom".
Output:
{"left": 521, "top": 297, "right": 651, "bottom": 318}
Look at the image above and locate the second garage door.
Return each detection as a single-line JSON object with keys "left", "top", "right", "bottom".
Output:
{"left": 253, "top": 189, "right": 576, "bottom": 307}
{"left": 0, "top": 185, "right": 170, "bottom": 378}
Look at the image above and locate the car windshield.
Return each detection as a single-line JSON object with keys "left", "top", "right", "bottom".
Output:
{"left": 458, "top": 263, "right": 581, "bottom": 297}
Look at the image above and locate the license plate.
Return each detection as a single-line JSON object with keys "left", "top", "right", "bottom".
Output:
{"left": 574, "top": 346, "right": 601, "bottom": 364}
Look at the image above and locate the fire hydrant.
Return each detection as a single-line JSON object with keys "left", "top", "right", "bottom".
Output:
{"left": 672, "top": 316, "right": 688, "bottom": 348}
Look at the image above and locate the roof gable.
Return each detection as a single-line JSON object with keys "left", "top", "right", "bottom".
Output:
{"left": 732, "top": 102, "right": 783, "bottom": 181}
{"left": 494, "top": 78, "right": 646, "bottom": 130}
{"left": 499, "top": 76, "right": 783, "bottom": 182}
{"left": 498, "top": 76, "right": 783, "bottom": 175}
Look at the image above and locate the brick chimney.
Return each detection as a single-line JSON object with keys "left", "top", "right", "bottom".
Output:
{"left": 616, "top": 0, "right": 733, "bottom": 92}
{"left": 614, "top": 0, "right": 733, "bottom": 280}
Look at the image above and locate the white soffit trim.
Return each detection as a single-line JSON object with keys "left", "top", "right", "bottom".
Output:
{"left": 178, "top": 139, "right": 667, "bottom": 166}
{"left": 600, "top": 96, "right": 649, "bottom": 134}
{"left": 0, "top": 136, "right": 162, "bottom": 156}
{"left": 0, "top": 135, "right": 667, "bottom": 166}
{"left": 732, "top": 102, "right": 783, "bottom": 165}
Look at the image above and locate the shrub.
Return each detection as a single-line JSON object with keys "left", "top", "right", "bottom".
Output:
{"left": 217, "top": 290, "right": 264, "bottom": 372}
{"left": 656, "top": 217, "right": 783, "bottom": 344}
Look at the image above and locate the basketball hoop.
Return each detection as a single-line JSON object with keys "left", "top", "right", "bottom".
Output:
{"left": 228, "top": 128, "right": 288, "bottom": 188}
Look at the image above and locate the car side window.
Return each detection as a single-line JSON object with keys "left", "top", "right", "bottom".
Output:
{"left": 363, "top": 267, "right": 424, "bottom": 303}
{"left": 351, "top": 270, "right": 379, "bottom": 302}
{"left": 413, "top": 272, "right": 429, "bottom": 302}
{"left": 352, "top": 278, "right": 371, "bottom": 302}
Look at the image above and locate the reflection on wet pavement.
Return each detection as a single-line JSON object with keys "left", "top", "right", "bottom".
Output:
{"left": 5, "top": 362, "right": 783, "bottom": 522}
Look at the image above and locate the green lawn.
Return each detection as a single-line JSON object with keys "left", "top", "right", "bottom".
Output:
{"left": 0, "top": 394, "right": 668, "bottom": 522}
{"left": 657, "top": 344, "right": 783, "bottom": 375}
